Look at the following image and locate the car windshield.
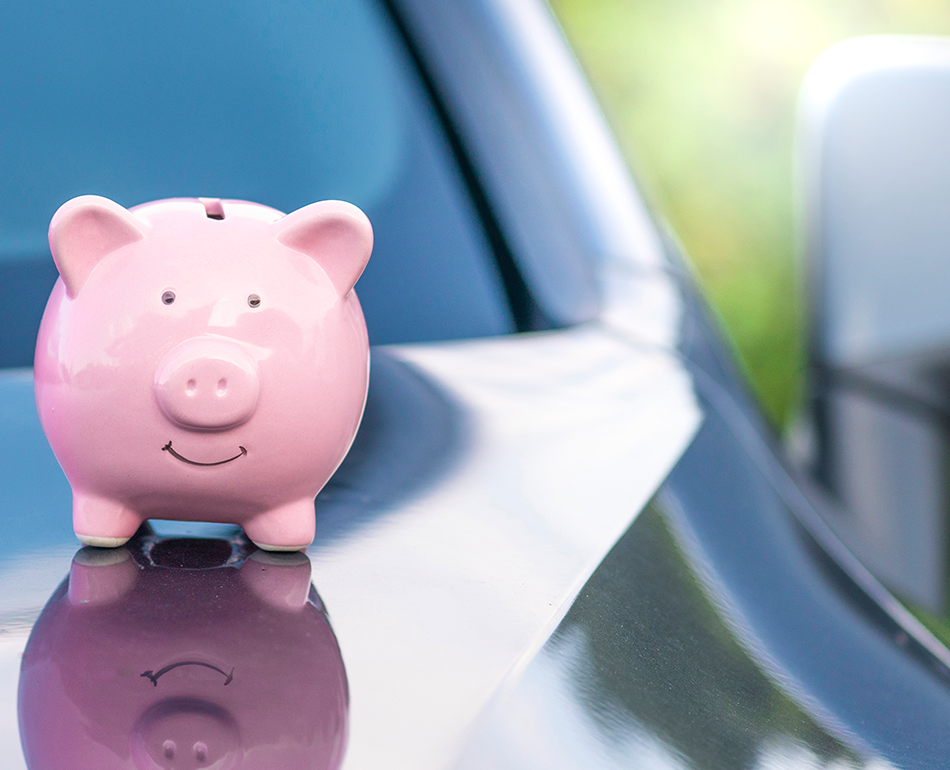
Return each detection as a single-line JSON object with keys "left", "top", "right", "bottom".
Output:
{"left": 0, "top": 0, "right": 514, "bottom": 367}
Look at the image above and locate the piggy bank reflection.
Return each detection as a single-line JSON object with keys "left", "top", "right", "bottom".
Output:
{"left": 18, "top": 532, "right": 348, "bottom": 769}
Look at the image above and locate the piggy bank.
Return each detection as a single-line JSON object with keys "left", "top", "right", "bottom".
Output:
{"left": 18, "top": 533, "right": 348, "bottom": 769}
{"left": 34, "top": 195, "right": 372, "bottom": 550}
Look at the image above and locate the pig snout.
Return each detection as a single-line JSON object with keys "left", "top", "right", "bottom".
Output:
{"left": 154, "top": 338, "right": 260, "bottom": 431}
{"left": 133, "top": 698, "right": 239, "bottom": 770}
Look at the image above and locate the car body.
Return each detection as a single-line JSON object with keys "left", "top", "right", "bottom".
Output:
{"left": 1, "top": 0, "right": 949, "bottom": 768}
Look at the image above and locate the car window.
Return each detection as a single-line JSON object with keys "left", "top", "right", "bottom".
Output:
{"left": 0, "top": 0, "right": 515, "bottom": 367}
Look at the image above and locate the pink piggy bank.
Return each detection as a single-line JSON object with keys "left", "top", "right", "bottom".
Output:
{"left": 34, "top": 195, "right": 372, "bottom": 551}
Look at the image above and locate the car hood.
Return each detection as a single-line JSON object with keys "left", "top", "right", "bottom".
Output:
{"left": 0, "top": 323, "right": 700, "bottom": 769}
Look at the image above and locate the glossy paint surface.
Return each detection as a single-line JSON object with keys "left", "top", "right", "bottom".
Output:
{"left": 452, "top": 363, "right": 950, "bottom": 768}
{"left": 443, "top": 256, "right": 950, "bottom": 768}
{"left": 35, "top": 197, "right": 371, "bottom": 550}
{"left": 0, "top": 321, "right": 701, "bottom": 768}
{"left": 18, "top": 533, "right": 347, "bottom": 769}
{"left": 309, "top": 328, "right": 701, "bottom": 769}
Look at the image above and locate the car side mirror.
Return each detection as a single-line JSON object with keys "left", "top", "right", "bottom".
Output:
{"left": 797, "top": 36, "right": 950, "bottom": 614}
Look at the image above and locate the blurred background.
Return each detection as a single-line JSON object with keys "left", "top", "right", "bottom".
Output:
{"left": 549, "top": 0, "right": 950, "bottom": 428}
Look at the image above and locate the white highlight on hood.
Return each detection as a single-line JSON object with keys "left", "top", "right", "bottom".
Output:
{"left": 309, "top": 325, "right": 701, "bottom": 770}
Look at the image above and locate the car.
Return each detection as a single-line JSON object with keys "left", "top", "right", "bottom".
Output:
{"left": 2, "top": 1, "right": 950, "bottom": 768}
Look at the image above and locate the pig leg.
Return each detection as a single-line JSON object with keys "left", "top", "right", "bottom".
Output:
{"left": 244, "top": 500, "right": 316, "bottom": 552}
{"left": 73, "top": 495, "right": 141, "bottom": 548}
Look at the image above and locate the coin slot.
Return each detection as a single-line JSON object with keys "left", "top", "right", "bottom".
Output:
{"left": 199, "top": 198, "right": 225, "bottom": 220}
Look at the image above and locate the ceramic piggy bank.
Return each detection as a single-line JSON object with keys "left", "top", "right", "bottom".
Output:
{"left": 34, "top": 195, "right": 372, "bottom": 550}
{"left": 18, "top": 534, "right": 348, "bottom": 769}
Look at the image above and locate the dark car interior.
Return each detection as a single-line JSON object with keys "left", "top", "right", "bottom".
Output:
{"left": 0, "top": 0, "right": 518, "bottom": 369}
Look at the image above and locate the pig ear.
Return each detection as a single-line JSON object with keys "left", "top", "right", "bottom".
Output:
{"left": 49, "top": 195, "right": 146, "bottom": 298}
{"left": 276, "top": 200, "right": 372, "bottom": 295}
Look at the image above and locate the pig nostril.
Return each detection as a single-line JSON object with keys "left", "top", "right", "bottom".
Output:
{"left": 194, "top": 741, "right": 208, "bottom": 762}
{"left": 163, "top": 740, "right": 176, "bottom": 759}
{"left": 186, "top": 378, "right": 197, "bottom": 395}
{"left": 217, "top": 378, "right": 227, "bottom": 396}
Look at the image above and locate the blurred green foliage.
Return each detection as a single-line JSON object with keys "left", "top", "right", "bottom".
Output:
{"left": 548, "top": 0, "right": 950, "bottom": 426}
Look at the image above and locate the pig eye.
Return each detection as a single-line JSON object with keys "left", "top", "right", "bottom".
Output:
{"left": 247, "top": 294, "right": 261, "bottom": 308}
{"left": 161, "top": 290, "right": 176, "bottom": 305}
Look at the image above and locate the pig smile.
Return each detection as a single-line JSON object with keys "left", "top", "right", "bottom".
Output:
{"left": 162, "top": 441, "right": 247, "bottom": 467}
{"left": 141, "top": 660, "right": 234, "bottom": 687}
